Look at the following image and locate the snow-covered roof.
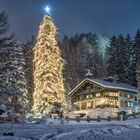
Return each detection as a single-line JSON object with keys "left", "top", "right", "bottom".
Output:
{"left": 69, "top": 78, "right": 138, "bottom": 96}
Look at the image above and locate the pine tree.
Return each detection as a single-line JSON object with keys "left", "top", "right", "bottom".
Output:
{"left": 116, "top": 34, "right": 129, "bottom": 82}
{"left": 60, "top": 33, "right": 108, "bottom": 93}
{"left": 0, "top": 42, "right": 28, "bottom": 111}
{"left": 0, "top": 11, "right": 9, "bottom": 37}
{"left": 23, "top": 36, "right": 35, "bottom": 110}
{"left": 0, "top": 11, "right": 14, "bottom": 45}
{"left": 107, "top": 36, "right": 117, "bottom": 76}
{"left": 0, "top": 11, "right": 12, "bottom": 106}
{"left": 135, "top": 30, "right": 140, "bottom": 105}
{"left": 32, "top": 15, "right": 66, "bottom": 114}
{"left": 125, "top": 34, "right": 133, "bottom": 83}
{"left": 60, "top": 35, "right": 73, "bottom": 93}
{"left": 107, "top": 35, "right": 130, "bottom": 82}
{"left": 60, "top": 35, "right": 70, "bottom": 60}
{"left": 8, "top": 42, "right": 28, "bottom": 111}
{"left": 137, "top": 55, "right": 140, "bottom": 105}
{"left": 91, "top": 45, "right": 104, "bottom": 78}
{"left": 0, "top": 11, "right": 28, "bottom": 111}
{"left": 129, "top": 29, "right": 140, "bottom": 86}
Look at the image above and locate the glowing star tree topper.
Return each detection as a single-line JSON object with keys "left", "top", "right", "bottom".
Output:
{"left": 44, "top": 6, "right": 51, "bottom": 15}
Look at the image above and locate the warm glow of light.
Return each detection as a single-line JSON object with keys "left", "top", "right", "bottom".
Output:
{"left": 32, "top": 16, "right": 67, "bottom": 114}
{"left": 44, "top": 6, "right": 50, "bottom": 14}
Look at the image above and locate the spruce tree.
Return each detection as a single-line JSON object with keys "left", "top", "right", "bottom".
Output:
{"left": 60, "top": 33, "right": 108, "bottom": 93}
{"left": 137, "top": 55, "right": 140, "bottom": 105}
{"left": 107, "top": 36, "right": 117, "bottom": 77}
{"left": 130, "top": 29, "right": 140, "bottom": 86}
{"left": 0, "top": 11, "right": 12, "bottom": 106}
{"left": 60, "top": 35, "right": 73, "bottom": 93}
{"left": 125, "top": 34, "right": 133, "bottom": 83}
{"left": 8, "top": 42, "right": 29, "bottom": 111}
{"left": 0, "top": 11, "right": 28, "bottom": 111}
{"left": 107, "top": 35, "right": 130, "bottom": 83}
{"left": 0, "top": 11, "right": 9, "bottom": 37}
{"left": 0, "top": 11, "right": 14, "bottom": 45}
{"left": 32, "top": 15, "right": 66, "bottom": 114}
{"left": 0, "top": 42, "right": 28, "bottom": 111}
{"left": 23, "top": 36, "right": 35, "bottom": 110}
{"left": 136, "top": 30, "right": 140, "bottom": 105}
{"left": 116, "top": 34, "right": 129, "bottom": 82}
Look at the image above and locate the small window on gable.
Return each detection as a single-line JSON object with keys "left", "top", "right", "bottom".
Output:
{"left": 127, "top": 94, "right": 130, "bottom": 99}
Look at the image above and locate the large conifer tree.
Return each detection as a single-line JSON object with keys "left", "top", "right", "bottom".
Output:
{"left": 129, "top": 29, "right": 140, "bottom": 86}
{"left": 32, "top": 15, "right": 66, "bottom": 114}
{"left": 116, "top": 34, "right": 129, "bottom": 82}
{"left": 107, "top": 35, "right": 130, "bottom": 83}
{"left": 107, "top": 36, "right": 117, "bottom": 77}
{"left": 0, "top": 42, "right": 29, "bottom": 111}
{"left": 0, "top": 11, "right": 28, "bottom": 111}
{"left": 23, "top": 36, "right": 35, "bottom": 110}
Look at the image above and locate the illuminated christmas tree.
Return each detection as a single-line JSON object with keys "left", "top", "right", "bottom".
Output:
{"left": 32, "top": 15, "right": 66, "bottom": 114}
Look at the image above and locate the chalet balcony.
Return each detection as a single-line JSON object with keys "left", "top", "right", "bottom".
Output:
{"left": 74, "top": 95, "right": 118, "bottom": 102}
{"left": 83, "top": 89, "right": 104, "bottom": 94}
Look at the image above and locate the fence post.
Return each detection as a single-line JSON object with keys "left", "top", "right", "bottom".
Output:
{"left": 107, "top": 116, "right": 111, "bottom": 121}
{"left": 122, "top": 112, "right": 127, "bottom": 121}
{"left": 123, "top": 114, "right": 127, "bottom": 121}
{"left": 132, "top": 111, "right": 136, "bottom": 118}
{"left": 87, "top": 116, "right": 90, "bottom": 122}
{"left": 97, "top": 116, "right": 100, "bottom": 122}
{"left": 76, "top": 116, "right": 80, "bottom": 122}
{"left": 117, "top": 112, "right": 121, "bottom": 121}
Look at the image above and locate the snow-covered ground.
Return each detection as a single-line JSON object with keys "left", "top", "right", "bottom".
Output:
{"left": 1, "top": 117, "right": 140, "bottom": 140}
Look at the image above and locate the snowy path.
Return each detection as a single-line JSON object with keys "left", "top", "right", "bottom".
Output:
{"left": 1, "top": 118, "right": 140, "bottom": 140}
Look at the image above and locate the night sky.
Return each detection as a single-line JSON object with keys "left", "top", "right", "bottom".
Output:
{"left": 0, "top": 0, "right": 140, "bottom": 42}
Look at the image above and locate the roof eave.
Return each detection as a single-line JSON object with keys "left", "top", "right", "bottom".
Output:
{"left": 68, "top": 78, "right": 138, "bottom": 96}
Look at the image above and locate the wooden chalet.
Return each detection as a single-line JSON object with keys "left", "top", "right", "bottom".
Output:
{"left": 68, "top": 77, "right": 138, "bottom": 111}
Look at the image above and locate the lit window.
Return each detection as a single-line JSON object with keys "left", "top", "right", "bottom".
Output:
{"left": 110, "top": 101, "right": 113, "bottom": 105}
{"left": 110, "top": 92, "right": 113, "bottom": 96}
{"left": 86, "top": 95, "right": 89, "bottom": 99}
{"left": 127, "top": 94, "right": 130, "bottom": 99}
{"left": 89, "top": 94, "right": 93, "bottom": 98}
{"left": 127, "top": 102, "right": 130, "bottom": 107}
{"left": 131, "top": 103, "right": 133, "bottom": 107}
{"left": 96, "top": 93, "right": 100, "bottom": 97}
{"left": 107, "top": 92, "right": 118, "bottom": 97}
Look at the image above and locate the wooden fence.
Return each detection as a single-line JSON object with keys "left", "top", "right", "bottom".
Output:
{"left": 66, "top": 112, "right": 140, "bottom": 122}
